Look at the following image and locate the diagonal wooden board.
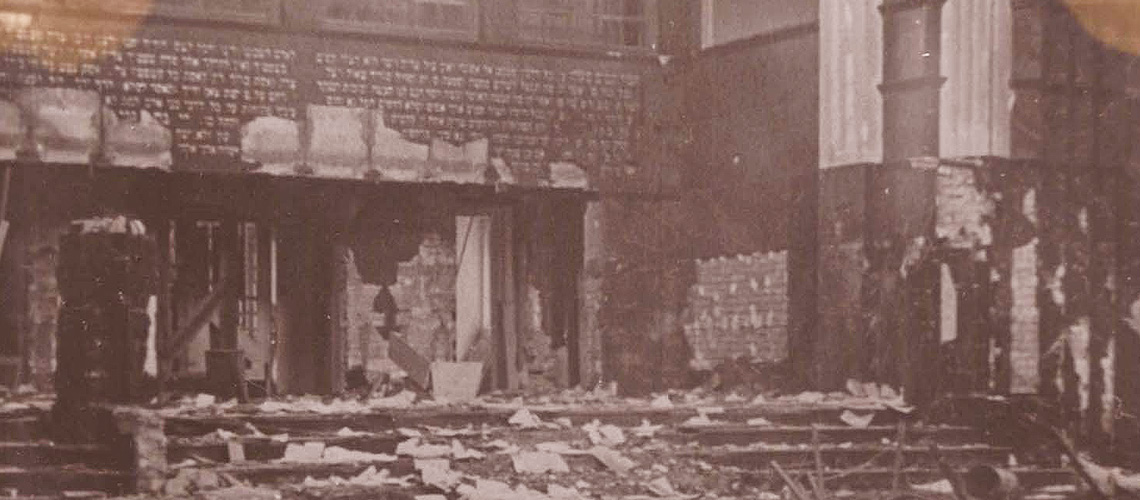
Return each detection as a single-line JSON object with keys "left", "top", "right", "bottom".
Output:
{"left": 388, "top": 333, "right": 431, "bottom": 390}
{"left": 0, "top": 220, "right": 8, "bottom": 260}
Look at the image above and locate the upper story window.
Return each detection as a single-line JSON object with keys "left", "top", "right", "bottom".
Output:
{"left": 74, "top": 0, "right": 282, "bottom": 25}
{"left": 320, "top": 0, "right": 477, "bottom": 40}
{"left": 517, "top": 0, "right": 655, "bottom": 50}
{"left": 0, "top": 0, "right": 280, "bottom": 24}
{"left": 152, "top": 0, "right": 280, "bottom": 24}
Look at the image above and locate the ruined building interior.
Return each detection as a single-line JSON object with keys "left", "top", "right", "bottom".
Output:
{"left": 0, "top": 0, "right": 1139, "bottom": 498}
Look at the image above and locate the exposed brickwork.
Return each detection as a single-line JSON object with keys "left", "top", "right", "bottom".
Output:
{"left": 26, "top": 222, "right": 66, "bottom": 387}
{"left": 683, "top": 251, "right": 789, "bottom": 365}
{"left": 1010, "top": 214, "right": 1040, "bottom": 394}
{"left": 936, "top": 164, "right": 993, "bottom": 250}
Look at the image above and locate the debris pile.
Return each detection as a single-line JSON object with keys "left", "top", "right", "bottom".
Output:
{"left": 121, "top": 387, "right": 1091, "bottom": 500}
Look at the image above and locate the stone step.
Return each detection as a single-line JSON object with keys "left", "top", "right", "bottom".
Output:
{"left": 165, "top": 413, "right": 400, "bottom": 438}
{"left": 168, "top": 427, "right": 1002, "bottom": 470}
{"left": 688, "top": 444, "right": 1013, "bottom": 470}
{"left": 0, "top": 465, "right": 131, "bottom": 496}
{"left": 664, "top": 424, "right": 982, "bottom": 446}
{"left": 752, "top": 467, "right": 1077, "bottom": 492}
{"left": 3, "top": 494, "right": 108, "bottom": 500}
{"left": 273, "top": 484, "right": 424, "bottom": 500}
{"left": 0, "top": 415, "right": 49, "bottom": 442}
{"left": 183, "top": 459, "right": 420, "bottom": 487}
{"left": 164, "top": 403, "right": 904, "bottom": 437}
{"left": 168, "top": 434, "right": 407, "bottom": 464}
{"left": 0, "top": 442, "right": 120, "bottom": 468}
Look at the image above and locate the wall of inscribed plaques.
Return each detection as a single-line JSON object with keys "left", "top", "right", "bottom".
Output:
{"left": 0, "top": 11, "right": 649, "bottom": 191}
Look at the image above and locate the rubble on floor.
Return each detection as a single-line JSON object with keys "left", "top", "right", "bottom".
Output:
{"left": 2, "top": 384, "right": 1124, "bottom": 499}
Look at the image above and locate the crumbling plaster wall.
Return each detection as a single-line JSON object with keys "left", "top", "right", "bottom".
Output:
{"left": 345, "top": 231, "right": 457, "bottom": 377}
{"left": 586, "top": 20, "right": 819, "bottom": 396}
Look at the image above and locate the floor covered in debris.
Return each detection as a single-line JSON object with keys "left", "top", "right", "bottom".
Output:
{"left": 3, "top": 384, "right": 1106, "bottom": 500}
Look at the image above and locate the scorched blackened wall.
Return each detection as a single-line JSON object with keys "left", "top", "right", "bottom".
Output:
{"left": 0, "top": 0, "right": 669, "bottom": 392}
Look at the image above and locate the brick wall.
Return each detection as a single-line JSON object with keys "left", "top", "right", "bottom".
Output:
{"left": 682, "top": 251, "right": 789, "bottom": 365}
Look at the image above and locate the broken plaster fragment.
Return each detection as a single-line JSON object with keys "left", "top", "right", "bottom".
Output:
{"left": 649, "top": 394, "right": 674, "bottom": 409}
{"left": 645, "top": 477, "right": 698, "bottom": 498}
{"left": 590, "top": 446, "right": 635, "bottom": 473}
{"left": 416, "top": 458, "right": 463, "bottom": 491}
{"left": 839, "top": 410, "right": 874, "bottom": 428}
{"left": 583, "top": 419, "right": 626, "bottom": 447}
{"left": 680, "top": 413, "right": 715, "bottom": 428}
{"left": 632, "top": 419, "right": 665, "bottom": 438}
{"left": 396, "top": 438, "right": 452, "bottom": 458}
{"left": 512, "top": 451, "right": 570, "bottom": 474}
{"left": 508, "top": 408, "right": 547, "bottom": 429}
{"left": 281, "top": 442, "right": 325, "bottom": 463}
{"left": 336, "top": 427, "right": 371, "bottom": 437}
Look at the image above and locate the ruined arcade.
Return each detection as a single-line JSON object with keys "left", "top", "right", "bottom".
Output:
{"left": 0, "top": 0, "right": 1139, "bottom": 499}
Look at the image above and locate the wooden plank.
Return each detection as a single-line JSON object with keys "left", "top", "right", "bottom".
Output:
{"left": 165, "top": 287, "right": 224, "bottom": 357}
{"left": 0, "top": 165, "right": 11, "bottom": 221}
{"left": 388, "top": 333, "right": 430, "bottom": 390}
{"left": 0, "top": 221, "right": 8, "bottom": 261}
{"left": 0, "top": 165, "right": 11, "bottom": 272}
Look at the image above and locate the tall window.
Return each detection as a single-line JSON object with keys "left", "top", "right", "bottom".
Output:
{"left": 238, "top": 222, "right": 259, "bottom": 339}
{"left": 320, "top": 0, "right": 477, "bottom": 39}
{"left": 517, "top": 0, "right": 655, "bottom": 49}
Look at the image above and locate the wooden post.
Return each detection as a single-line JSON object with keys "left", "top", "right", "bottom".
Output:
{"left": 810, "top": 424, "right": 827, "bottom": 499}
{"left": 493, "top": 207, "right": 518, "bottom": 390}
{"left": 327, "top": 238, "right": 348, "bottom": 395}
{"left": 257, "top": 222, "right": 275, "bottom": 397}
{"left": 155, "top": 219, "right": 173, "bottom": 405}
{"left": 891, "top": 420, "right": 907, "bottom": 491}
{"left": 207, "top": 218, "right": 247, "bottom": 401}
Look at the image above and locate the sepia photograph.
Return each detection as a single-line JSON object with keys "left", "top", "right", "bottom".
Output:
{"left": 0, "top": 0, "right": 1138, "bottom": 498}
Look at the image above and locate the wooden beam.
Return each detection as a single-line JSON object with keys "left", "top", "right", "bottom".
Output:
{"left": 256, "top": 222, "right": 275, "bottom": 395}
{"left": 0, "top": 165, "right": 11, "bottom": 221}
{"left": 164, "top": 286, "right": 224, "bottom": 357}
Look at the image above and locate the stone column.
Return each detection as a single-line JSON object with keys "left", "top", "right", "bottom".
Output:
{"left": 879, "top": 0, "right": 946, "bottom": 162}
{"left": 869, "top": 0, "right": 946, "bottom": 404}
